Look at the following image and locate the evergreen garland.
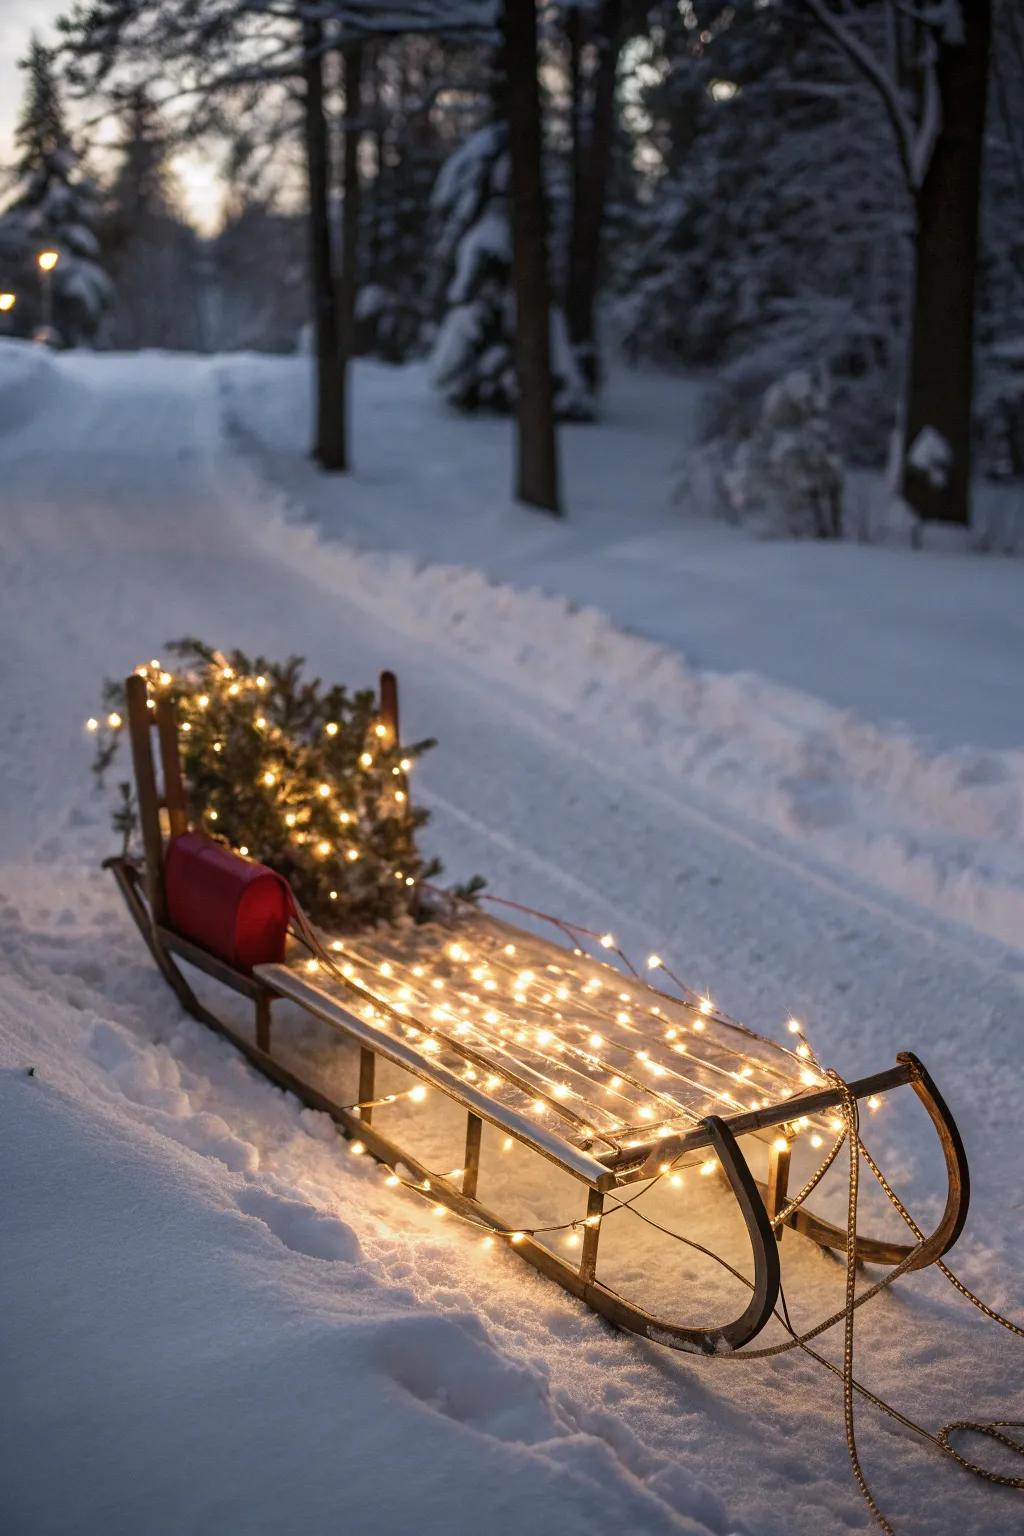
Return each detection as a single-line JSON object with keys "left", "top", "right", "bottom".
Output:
{"left": 90, "top": 639, "right": 478, "bottom": 929}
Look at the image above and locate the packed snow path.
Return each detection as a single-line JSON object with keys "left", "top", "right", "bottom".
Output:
{"left": 1, "top": 346, "right": 1021, "bottom": 1536}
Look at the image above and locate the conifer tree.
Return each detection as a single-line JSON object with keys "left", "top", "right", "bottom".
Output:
{"left": 0, "top": 35, "right": 113, "bottom": 345}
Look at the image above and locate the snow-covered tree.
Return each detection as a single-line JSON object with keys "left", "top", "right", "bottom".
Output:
{"left": 429, "top": 121, "right": 591, "bottom": 422}
{"left": 430, "top": 123, "right": 515, "bottom": 408}
{"left": 615, "top": 3, "right": 908, "bottom": 466}
{"left": 0, "top": 37, "right": 113, "bottom": 346}
{"left": 799, "top": 0, "right": 994, "bottom": 527}
{"left": 688, "top": 368, "right": 843, "bottom": 538}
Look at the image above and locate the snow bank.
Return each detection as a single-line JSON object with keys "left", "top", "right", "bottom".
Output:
{"left": 231, "top": 455, "right": 1024, "bottom": 953}
{"left": 0, "top": 957, "right": 732, "bottom": 1536}
{"left": 0, "top": 338, "right": 64, "bottom": 436}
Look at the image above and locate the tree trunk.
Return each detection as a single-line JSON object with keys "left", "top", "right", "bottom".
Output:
{"left": 301, "top": 16, "right": 344, "bottom": 470}
{"left": 901, "top": 2, "right": 991, "bottom": 524}
{"left": 336, "top": 40, "right": 364, "bottom": 473}
{"left": 500, "top": 0, "right": 561, "bottom": 514}
{"left": 564, "top": 0, "right": 623, "bottom": 391}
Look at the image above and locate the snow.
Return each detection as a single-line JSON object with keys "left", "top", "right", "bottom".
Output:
{"left": 1, "top": 339, "right": 1022, "bottom": 1535}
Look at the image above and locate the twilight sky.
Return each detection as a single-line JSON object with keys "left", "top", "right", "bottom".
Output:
{"left": 1, "top": 0, "right": 223, "bottom": 232}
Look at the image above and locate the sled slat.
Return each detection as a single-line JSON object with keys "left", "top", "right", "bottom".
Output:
{"left": 256, "top": 963, "right": 615, "bottom": 1188}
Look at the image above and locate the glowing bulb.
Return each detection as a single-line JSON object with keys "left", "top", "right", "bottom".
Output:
{"left": 346, "top": 848, "right": 360, "bottom": 862}
{"left": 510, "top": 1232, "right": 525, "bottom": 1244}
{"left": 207, "top": 809, "right": 218, "bottom": 821}
{"left": 107, "top": 711, "right": 122, "bottom": 729}
{"left": 797, "top": 1042, "right": 811, "bottom": 1059}
{"left": 409, "top": 1085, "right": 427, "bottom": 1103}
{"left": 350, "top": 1140, "right": 365, "bottom": 1155}
{"left": 316, "top": 840, "right": 331, "bottom": 856}
{"left": 263, "top": 771, "right": 276, "bottom": 787}
{"left": 669, "top": 1172, "right": 683, "bottom": 1188}
{"left": 228, "top": 683, "right": 239, "bottom": 697}
{"left": 318, "top": 783, "right": 331, "bottom": 797}
{"left": 85, "top": 717, "right": 98, "bottom": 732}
{"left": 481, "top": 1235, "right": 494, "bottom": 1250}
{"left": 700, "top": 1159, "right": 716, "bottom": 1177}
{"left": 385, "top": 1174, "right": 400, "bottom": 1187}
{"left": 374, "top": 723, "right": 387, "bottom": 738}
{"left": 325, "top": 722, "right": 339, "bottom": 736}
{"left": 787, "top": 1018, "right": 801, "bottom": 1034}
{"left": 564, "top": 1232, "right": 581, "bottom": 1249}
{"left": 647, "top": 954, "right": 663, "bottom": 970}
{"left": 399, "top": 758, "right": 412, "bottom": 772}
{"left": 599, "top": 933, "right": 615, "bottom": 949}
{"left": 699, "top": 997, "right": 713, "bottom": 1015}
{"left": 359, "top": 752, "right": 373, "bottom": 768}
{"left": 305, "top": 959, "right": 319, "bottom": 973}
{"left": 811, "top": 1134, "right": 824, "bottom": 1149}
{"left": 238, "top": 845, "right": 249, "bottom": 857}
{"left": 433, "top": 1204, "right": 446, "bottom": 1218}
{"left": 589, "top": 1033, "right": 603, "bottom": 1048}
{"left": 772, "top": 1136, "right": 789, "bottom": 1154}
{"left": 867, "top": 1095, "right": 881, "bottom": 1112}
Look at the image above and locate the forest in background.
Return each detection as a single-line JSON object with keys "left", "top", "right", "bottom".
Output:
{"left": 0, "top": 1, "right": 1020, "bottom": 534}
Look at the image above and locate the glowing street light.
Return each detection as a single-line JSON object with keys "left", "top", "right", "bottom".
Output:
{"left": 36, "top": 249, "right": 60, "bottom": 338}
{"left": 0, "top": 292, "right": 16, "bottom": 313}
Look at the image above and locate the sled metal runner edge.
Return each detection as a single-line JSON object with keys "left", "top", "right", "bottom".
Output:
{"left": 105, "top": 668, "right": 970, "bottom": 1357}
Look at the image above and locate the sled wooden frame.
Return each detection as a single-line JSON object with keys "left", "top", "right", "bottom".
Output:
{"left": 106, "top": 668, "right": 971, "bottom": 1356}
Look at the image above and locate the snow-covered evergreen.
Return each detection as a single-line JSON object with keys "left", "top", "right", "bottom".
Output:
{"left": 0, "top": 38, "right": 113, "bottom": 347}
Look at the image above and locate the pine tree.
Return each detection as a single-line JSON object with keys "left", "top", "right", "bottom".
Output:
{"left": 0, "top": 36, "right": 113, "bottom": 345}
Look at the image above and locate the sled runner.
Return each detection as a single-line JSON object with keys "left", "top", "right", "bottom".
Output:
{"left": 106, "top": 668, "right": 970, "bottom": 1356}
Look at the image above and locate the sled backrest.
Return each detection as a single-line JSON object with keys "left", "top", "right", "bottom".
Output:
{"left": 122, "top": 667, "right": 403, "bottom": 933}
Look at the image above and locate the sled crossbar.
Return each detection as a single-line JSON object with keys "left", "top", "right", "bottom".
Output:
{"left": 606, "top": 1062, "right": 918, "bottom": 1181}
{"left": 107, "top": 664, "right": 972, "bottom": 1356}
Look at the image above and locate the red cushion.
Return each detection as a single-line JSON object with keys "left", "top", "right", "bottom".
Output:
{"left": 165, "top": 832, "right": 291, "bottom": 973}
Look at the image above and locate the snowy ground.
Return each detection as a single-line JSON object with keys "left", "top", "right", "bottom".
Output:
{"left": 1, "top": 340, "right": 1022, "bottom": 1536}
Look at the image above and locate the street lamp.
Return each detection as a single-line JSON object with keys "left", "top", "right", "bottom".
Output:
{"left": 0, "top": 292, "right": 16, "bottom": 313}
{"left": 37, "top": 249, "right": 59, "bottom": 333}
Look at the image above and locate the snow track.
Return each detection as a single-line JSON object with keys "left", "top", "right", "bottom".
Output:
{"left": 1, "top": 344, "right": 1021, "bottom": 1536}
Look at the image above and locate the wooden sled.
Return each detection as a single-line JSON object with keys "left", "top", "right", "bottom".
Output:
{"left": 106, "top": 669, "right": 970, "bottom": 1356}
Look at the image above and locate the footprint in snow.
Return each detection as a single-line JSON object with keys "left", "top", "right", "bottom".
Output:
{"left": 368, "top": 1312, "right": 562, "bottom": 1445}
{"left": 235, "top": 1187, "right": 361, "bottom": 1263}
